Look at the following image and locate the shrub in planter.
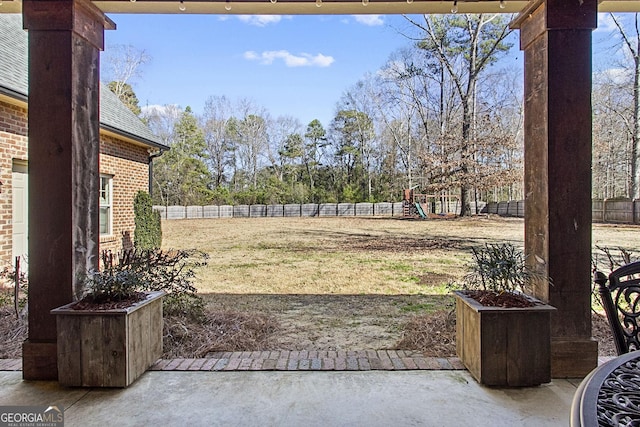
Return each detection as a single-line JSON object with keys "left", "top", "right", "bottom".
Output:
{"left": 463, "top": 243, "right": 541, "bottom": 304}
{"left": 454, "top": 243, "right": 555, "bottom": 387}
{"left": 100, "top": 248, "right": 208, "bottom": 320}
{"left": 52, "top": 248, "right": 207, "bottom": 387}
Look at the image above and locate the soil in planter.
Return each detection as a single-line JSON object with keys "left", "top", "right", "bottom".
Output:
{"left": 464, "top": 290, "right": 536, "bottom": 308}
{"left": 70, "top": 292, "right": 148, "bottom": 310}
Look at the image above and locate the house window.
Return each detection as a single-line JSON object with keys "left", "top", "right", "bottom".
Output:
{"left": 100, "top": 175, "right": 113, "bottom": 235}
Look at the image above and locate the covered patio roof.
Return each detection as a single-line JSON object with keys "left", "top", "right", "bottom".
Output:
{"left": 1, "top": 0, "right": 640, "bottom": 15}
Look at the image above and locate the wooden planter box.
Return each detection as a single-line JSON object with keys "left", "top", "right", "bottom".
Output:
{"left": 455, "top": 290, "right": 556, "bottom": 387}
{"left": 51, "top": 291, "right": 164, "bottom": 387}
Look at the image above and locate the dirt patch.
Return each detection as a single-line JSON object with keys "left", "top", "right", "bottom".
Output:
{"left": 416, "top": 273, "right": 454, "bottom": 287}
{"left": 201, "top": 293, "right": 453, "bottom": 352}
{"left": 343, "top": 235, "right": 462, "bottom": 252}
{"left": 166, "top": 295, "right": 615, "bottom": 359}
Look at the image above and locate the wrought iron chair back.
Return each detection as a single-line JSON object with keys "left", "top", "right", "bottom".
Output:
{"left": 594, "top": 261, "right": 640, "bottom": 356}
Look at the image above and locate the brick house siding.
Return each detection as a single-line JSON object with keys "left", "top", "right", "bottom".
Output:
{"left": 99, "top": 135, "right": 150, "bottom": 255}
{"left": 0, "top": 98, "right": 151, "bottom": 266}
{"left": 0, "top": 100, "right": 28, "bottom": 266}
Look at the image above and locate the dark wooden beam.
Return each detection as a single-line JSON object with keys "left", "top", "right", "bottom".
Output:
{"left": 514, "top": 0, "right": 599, "bottom": 378}
{"left": 22, "top": 0, "right": 108, "bottom": 381}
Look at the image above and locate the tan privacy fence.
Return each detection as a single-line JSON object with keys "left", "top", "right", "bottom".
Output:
{"left": 154, "top": 199, "right": 636, "bottom": 224}
{"left": 153, "top": 202, "right": 405, "bottom": 219}
{"left": 484, "top": 199, "right": 640, "bottom": 224}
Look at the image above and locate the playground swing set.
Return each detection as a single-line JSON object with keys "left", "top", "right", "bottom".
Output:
{"left": 402, "top": 189, "right": 460, "bottom": 219}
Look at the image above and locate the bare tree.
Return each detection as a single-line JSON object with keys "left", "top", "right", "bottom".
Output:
{"left": 376, "top": 47, "right": 458, "bottom": 195}
{"left": 141, "top": 104, "right": 182, "bottom": 146}
{"left": 232, "top": 100, "right": 270, "bottom": 189}
{"left": 593, "top": 69, "right": 634, "bottom": 199}
{"left": 402, "top": 14, "right": 513, "bottom": 215}
{"left": 102, "top": 44, "right": 151, "bottom": 109}
{"left": 610, "top": 13, "right": 640, "bottom": 200}
{"left": 472, "top": 69, "right": 524, "bottom": 202}
{"left": 202, "top": 95, "right": 236, "bottom": 188}
{"left": 141, "top": 104, "right": 183, "bottom": 205}
{"left": 338, "top": 76, "right": 380, "bottom": 200}
{"left": 268, "top": 115, "right": 304, "bottom": 183}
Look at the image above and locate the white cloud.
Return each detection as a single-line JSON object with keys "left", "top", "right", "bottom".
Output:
{"left": 237, "top": 15, "right": 288, "bottom": 27}
{"left": 596, "top": 14, "right": 617, "bottom": 33}
{"left": 244, "top": 50, "right": 335, "bottom": 67}
{"left": 595, "top": 67, "right": 632, "bottom": 85}
{"left": 243, "top": 51, "right": 259, "bottom": 61}
{"left": 377, "top": 60, "right": 405, "bottom": 79}
{"left": 141, "top": 104, "right": 182, "bottom": 119}
{"left": 353, "top": 15, "right": 384, "bottom": 26}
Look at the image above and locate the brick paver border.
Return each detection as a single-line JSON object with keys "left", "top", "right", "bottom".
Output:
{"left": 0, "top": 353, "right": 615, "bottom": 373}
{"left": 0, "top": 359, "right": 21, "bottom": 371}
{"left": 0, "top": 351, "right": 466, "bottom": 372}
{"left": 150, "top": 350, "right": 465, "bottom": 372}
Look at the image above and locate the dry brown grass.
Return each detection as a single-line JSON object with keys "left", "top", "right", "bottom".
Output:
{"left": 163, "top": 216, "right": 640, "bottom": 296}
{"left": 395, "top": 310, "right": 457, "bottom": 356}
{"left": 163, "top": 310, "right": 279, "bottom": 358}
{"left": 162, "top": 216, "right": 526, "bottom": 295}
{"left": 0, "top": 307, "right": 26, "bottom": 358}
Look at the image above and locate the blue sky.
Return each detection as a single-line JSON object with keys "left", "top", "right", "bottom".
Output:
{"left": 102, "top": 12, "right": 632, "bottom": 128}
{"left": 103, "top": 14, "right": 415, "bottom": 126}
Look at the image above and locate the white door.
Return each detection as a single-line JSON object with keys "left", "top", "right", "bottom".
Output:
{"left": 12, "top": 161, "right": 28, "bottom": 264}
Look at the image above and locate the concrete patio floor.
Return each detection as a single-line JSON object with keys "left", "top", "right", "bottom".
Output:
{"left": 0, "top": 370, "right": 579, "bottom": 426}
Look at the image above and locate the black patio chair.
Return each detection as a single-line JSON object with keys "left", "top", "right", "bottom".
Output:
{"left": 594, "top": 261, "right": 640, "bottom": 356}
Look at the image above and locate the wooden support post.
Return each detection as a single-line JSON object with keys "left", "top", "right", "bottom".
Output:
{"left": 21, "top": 0, "right": 114, "bottom": 380}
{"left": 512, "top": 0, "right": 599, "bottom": 378}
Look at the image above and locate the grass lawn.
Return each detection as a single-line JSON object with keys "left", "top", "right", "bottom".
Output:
{"left": 162, "top": 215, "right": 640, "bottom": 295}
{"left": 1, "top": 216, "right": 631, "bottom": 358}
{"left": 157, "top": 216, "right": 637, "bottom": 356}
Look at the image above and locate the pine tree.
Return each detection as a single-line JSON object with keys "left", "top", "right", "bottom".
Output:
{"left": 153, "top": 107, "right": 213, "bottom": 205}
